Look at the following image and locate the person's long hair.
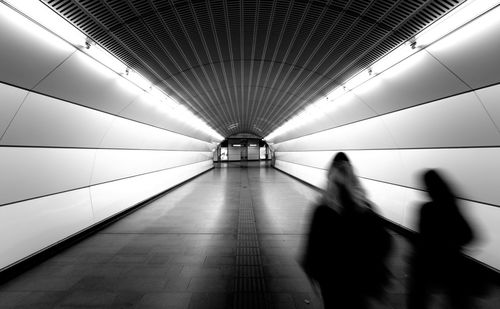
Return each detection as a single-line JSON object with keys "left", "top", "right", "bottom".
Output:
{"left": 323, "top": 152, "right": 369, "bottom": 213}
{"left": 421, "top": 169, "right": 475, "bottom": 248}
{"left": 423, "top": 169, "right": 456, "bottom": 208}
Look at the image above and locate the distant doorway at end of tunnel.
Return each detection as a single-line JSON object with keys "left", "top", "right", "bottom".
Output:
{"left": 215, "top": 136, "right": 270, "bottom": 163}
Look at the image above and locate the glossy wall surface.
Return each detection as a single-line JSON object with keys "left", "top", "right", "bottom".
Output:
{"left": 269, "top": 9, "right": 500, "bottom": 271}
{"left": 0, "top": 5, "right": 214, "bottom": 270}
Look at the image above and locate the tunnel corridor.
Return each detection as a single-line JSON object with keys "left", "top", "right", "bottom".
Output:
{"left": 2, "top": 0, "right": 500, "bottom": 308}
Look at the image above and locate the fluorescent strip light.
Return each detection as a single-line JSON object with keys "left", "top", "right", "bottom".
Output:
{"left": 149, "top": 86, "right": 167, "bottom": 102}
{"left": 371, "top": 42, "right": 417, "bottom": 75}
{"left": 163, "top": 96, "right": 179, "bottom": 109}
{"left": 313, "top": 98, "right": 330, "bottom": 112}
{"left": 343, "top": 70, "right": 372, "bottom": 91}
{"left": 326, "top": 87, "right": 346, "bottom": 101}
{"left": 126, "top": 70, "right": 151, "bottom": 91}
{"left": 305, "top": 104, "right": 323, "bottom": 119}
{"left": 84, "top": 43, "right": 127, "bottom": 74}
{"left": 416, "top": 0, "right": 500, "bottom": 47}
{"left": 428, "top": 3, "right": 500, "bottom": 52}
{"left": 5, "top": 0, "right": 86, "bottom": 47}
{"left": 0, "top": 2, "right": 74, "bottom": 51}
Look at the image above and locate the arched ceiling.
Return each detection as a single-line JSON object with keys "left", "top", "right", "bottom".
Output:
{"left": 43, "top": 0, "right": 463, "bottom": 138}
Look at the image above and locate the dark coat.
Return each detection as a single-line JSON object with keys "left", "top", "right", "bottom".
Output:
{"left": 413, "top": 200, "right": 474, "bottom": 284}
{"left": 302, "top": 203, "right": 392, "bottom": 300}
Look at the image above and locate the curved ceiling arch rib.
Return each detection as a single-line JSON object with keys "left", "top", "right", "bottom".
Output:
{"left": 43, "top": 0, "right": 464, "bottom": 138}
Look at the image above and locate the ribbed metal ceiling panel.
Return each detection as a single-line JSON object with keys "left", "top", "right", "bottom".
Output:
{"left": 43, "top": 0, "right": 463, "bottom": 138}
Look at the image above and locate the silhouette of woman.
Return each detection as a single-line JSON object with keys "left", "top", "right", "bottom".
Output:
{"left": 407, "top": 169, "right": 475, "bottom": 309}
{"left": 301, "top": 152, "right": 391, "bottom": 309}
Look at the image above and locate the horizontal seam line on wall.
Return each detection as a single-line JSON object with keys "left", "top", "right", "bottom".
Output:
{"left": 275, "top": 145, "right": 500, "bottom": 151}
{"left": 100, "top": 232, "right": 306, "bottom": 235}
{"left": 0, "top": 81, "right": 214, "bottom": 144}
{"left": 275, "top": 159, "right": 500, "bottom": 208}
{"left": 271, "top": 80, "right": 500, "bottom": 144}
{"left": 0, "top": 145, "right": 212, "bottom": 152}
{"left": 0, "top": 159, "right": 212, "bottom": 207}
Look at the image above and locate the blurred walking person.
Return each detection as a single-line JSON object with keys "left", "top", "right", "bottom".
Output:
{"left": 301, "top": 152, "right": 392, "bottom": 309}
{"left": 407, "top": 169, "right": 476, "bottom": 309}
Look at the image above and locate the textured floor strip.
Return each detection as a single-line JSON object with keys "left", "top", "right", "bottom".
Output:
{"left": 233, "top": 170, "right": 270, "bottom": 308}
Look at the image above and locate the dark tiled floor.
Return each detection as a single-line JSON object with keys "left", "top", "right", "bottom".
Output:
{"left": 0, "top": 162, "right": 499, "bottom": 308}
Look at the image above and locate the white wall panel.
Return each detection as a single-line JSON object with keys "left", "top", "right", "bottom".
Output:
{"left": 0, "top": 83, "right": 27, "bottom": 138}
{"left": 326, "top": 92, "right": 377, "bottom": 127}
{"left": 353, "top": 51, "right": 470, "bottom": 114}
{"left": 360, "top": 178, "right": 425, "bottom": 230}
{"left": 1, "top": 92, "right": 114, "bottom": 148}
{"left": 33, "top": 51, "right": 140, "bottom": 114}
{"left": 119, "top": 94, "right": 182, "bottom": 129}
{"left": 0, "top": 4, "right": 75, "bottom": 89}
{"left": 0, "top": 147, "right": 95, "bottom": 205}
{"left": 99, "top": 117, "right": 148, "bottom": 149}
{"left": 272, "top": 92, "right": 376, "bottom": 144}
{"left": 276, "top": 151, "right": 332, "bottom": 170}
{"left": 275, "top": 117, "right": 395, "bottom": 151}
{"left": 400, "top": 148, "right": 500, "bottom": 207}
{"left": 426, "top": 6, "right": 500, "bottom": 89}
{"left": 464, "top": 201, "right": 500, "bottom": 271}
{"left": 90, "top": 160, "right": 213, "bottom": 223}
{"left": 100, "top": 117, "right": 211, "bottom": 150}
{"left": 348, "top": 150, "right": 409, "bottom": 185}
{"left": 91, "top": 149, "right": 211, "bottom": 184}
{"left": 475, "top": 84, "right": 500, "bottom": 131}
{"left": 275, "top": 114, "right": 341, "bottom": 144}
{"left": 119, "top": 95, "right": 213, "bottom": 142}
{"left": 0, "top": 188, "right": 93, "bottom": 270}
{"left": 141, "top": 126, "right": 211, "bottom": 151}
{"left": 382, "top": 92, "right": 500, "bottom": 148}
{"left": 274, "top": 160, "right": 327, "bottom": 189}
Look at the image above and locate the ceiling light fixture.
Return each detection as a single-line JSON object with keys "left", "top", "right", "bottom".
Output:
{"left": 0, "top": 2, "right": 74, "bottom": 51}
{"left": 84, "top": 41, "right": 127, "bottom": 74}
{"left": 370, "top": 42, "right": 417, "bottom": 75}
{"left": 124, "top": 69, "right": 151, "bottom": 91}
{"left": 343, "top": 70, "right": 372, "bottom": 91}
